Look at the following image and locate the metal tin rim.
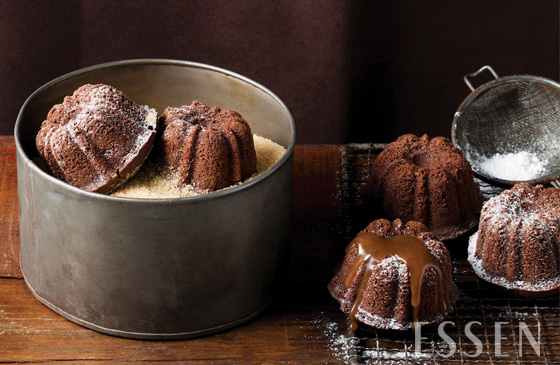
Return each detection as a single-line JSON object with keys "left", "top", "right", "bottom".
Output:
{"left": 451, "top": 74, "right": 560, "bottom": 187}
{"left": 14, "top": 58, "right": 296, "bottom": 203}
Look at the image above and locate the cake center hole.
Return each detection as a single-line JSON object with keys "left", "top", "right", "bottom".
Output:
{"left": 411, "top": 153, "right": 435, "bottom": 168}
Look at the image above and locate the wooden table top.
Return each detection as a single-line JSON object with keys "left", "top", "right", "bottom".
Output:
{"left": 2, "top": 136, "right": 559, "bottom": 364}
{"left": 0, "top": 136, "right": 350, "bottom": 363}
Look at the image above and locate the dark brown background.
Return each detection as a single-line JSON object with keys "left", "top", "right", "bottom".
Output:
{"left": 1, "top": 0, "right": 558, "bottom": 143}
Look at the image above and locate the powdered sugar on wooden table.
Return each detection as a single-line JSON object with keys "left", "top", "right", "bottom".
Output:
{"left": 312, "top": 313, "right": 352, "bottom": 362}
{"left": 312, "top": 312, "right": 437, "bottom": 363}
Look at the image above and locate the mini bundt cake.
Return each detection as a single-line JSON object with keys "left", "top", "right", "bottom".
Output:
{"left": 369, "top": 134, "right": 483, "bottom": 240}
{"left": 36, "top": 84, "right": 157, "bottom": 193}
{"left": 328, "top": 218, "right": 459, "bottom": 331}
{"left": 468, "top": 183, "right": 560, "bottom": 298}
{"left": 156, "top": 100, "right": 257, "bottom": 192}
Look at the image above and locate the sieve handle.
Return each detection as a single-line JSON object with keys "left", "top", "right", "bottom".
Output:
{"left": 463, "top": 65, "right": 499, "bottom": 92}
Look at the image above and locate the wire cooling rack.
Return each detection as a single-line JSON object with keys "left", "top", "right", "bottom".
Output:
{"left": 338, "top": 143, "right": 560, "bottom": 364}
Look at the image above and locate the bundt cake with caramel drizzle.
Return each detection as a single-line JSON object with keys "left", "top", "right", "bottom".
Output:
{"left": 468, "top": 183, "right": 560, "bottom": 298}
{"left": 328, "top": 219, "right": 459, "bottom": 331}
{"left": 36, "top": 84, "right": 157, "bottom": 193}
{"left": 369, "top": 134, "right": 483, "bottom": 240}
{"left": 156, "top": 101, "right": 257, "bottom": 192}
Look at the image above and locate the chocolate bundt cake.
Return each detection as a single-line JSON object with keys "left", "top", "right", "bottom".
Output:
{"left": 328, "top": 219, "right": 459, "bottom": 331}
{"left": 468, "top": 183, "right": 560, "bottom": 298}
{"left": 36, "top": 84, "right": 157, "bottom": 193}
{"left": 156, "top": 100, "right": 257, "bottom": 192}
{"left": 369, "top": 134, "right": 483, "bottom": 240}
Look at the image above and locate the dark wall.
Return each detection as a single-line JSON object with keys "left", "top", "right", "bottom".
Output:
{"left": 1, "top": 0, "right": 558, "bottom": 143}
{"left": 346, "top": 1, "right": 560, "bottom": 143}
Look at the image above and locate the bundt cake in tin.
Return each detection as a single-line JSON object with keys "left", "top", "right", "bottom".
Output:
{"left": 156, "top": 100, "right": 257, "bottom": 192}
{"left": 468, "top": 183, "right": 560, "bottom": 298}
{"left": 35, "top": 84, "right": 157, "bottom": 194}
{"left": 328, "top": 218, "right": 459, "bottom": 331}
{"left": 369, "top": 134, "right": 483, "bottom": 240}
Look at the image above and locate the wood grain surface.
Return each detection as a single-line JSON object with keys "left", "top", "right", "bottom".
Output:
{"left": 0, "top": 136, "right": 20, "bottom": 278}
{"left": 2, "top": 137, "right": 559, "bottom": 363}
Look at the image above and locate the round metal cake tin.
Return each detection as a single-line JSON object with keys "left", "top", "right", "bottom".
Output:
{"left": 14, "top": 59, "right": 295, "bottom": 339}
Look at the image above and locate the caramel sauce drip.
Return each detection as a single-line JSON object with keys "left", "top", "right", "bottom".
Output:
{"left": 344, "top": 232, "right": 447, "bottom": 331}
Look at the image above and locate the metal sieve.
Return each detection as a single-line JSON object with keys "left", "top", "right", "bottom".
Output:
{"left": 451, "top": 65, "right": 560, "bottom": 188}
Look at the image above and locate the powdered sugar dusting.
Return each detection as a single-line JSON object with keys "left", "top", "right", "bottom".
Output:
{"left": 41, "top": 84, "right": 158, "bottom": 193}
{"left": 334, "top": 254, "right": 453, "bottom": 331}
{"left": 478, "top": 184, "right": 557, "bottom": 229}
{"left": 312, "top": 312, "right": 352, "bottom": 362}
{"left": 469, "top": 231, "right": 560, "bottom": 292}
{"left": 362, "top": 347, "right": 432, "bottom": 363}
{"left": 478, "top": 151, "right": 547, "bottom": 181}
{"left": 470, "top": 184, "right": 560, "bottom": 292}
{"left": 70, "top": 85, "right": 157, "bottom": 159}
{"left": 312, "top": 312, "right": 434, "bottom": 363}
{"left": 461, "top": 112, "right": 560, "bottom": 182}
{"left": 356, "top": 305, "right": 445, "bottom": 332}
{"left": 337, "top": 257, "right": 413, "bottom": 330}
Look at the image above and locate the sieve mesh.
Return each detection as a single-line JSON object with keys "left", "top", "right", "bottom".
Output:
{"left": 452, "top": 67, "right": 560, "bottom": 187}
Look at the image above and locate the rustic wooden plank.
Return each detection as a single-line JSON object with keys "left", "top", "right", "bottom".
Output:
{"left": 293, "top": 144, "right": 342, "bottom": 220}
{"left": 0, "top": 278, "right": 346, "bottom": 363}
{"left": 0, "top": 136, "right": 20, "bottom": 278}
{"left": 292, "top": 144, "right": 347, "bottom": 282}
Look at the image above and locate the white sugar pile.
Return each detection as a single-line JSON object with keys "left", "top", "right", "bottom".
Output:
{"left": 478, "top": 151, "right": 547, "bottom": 181}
